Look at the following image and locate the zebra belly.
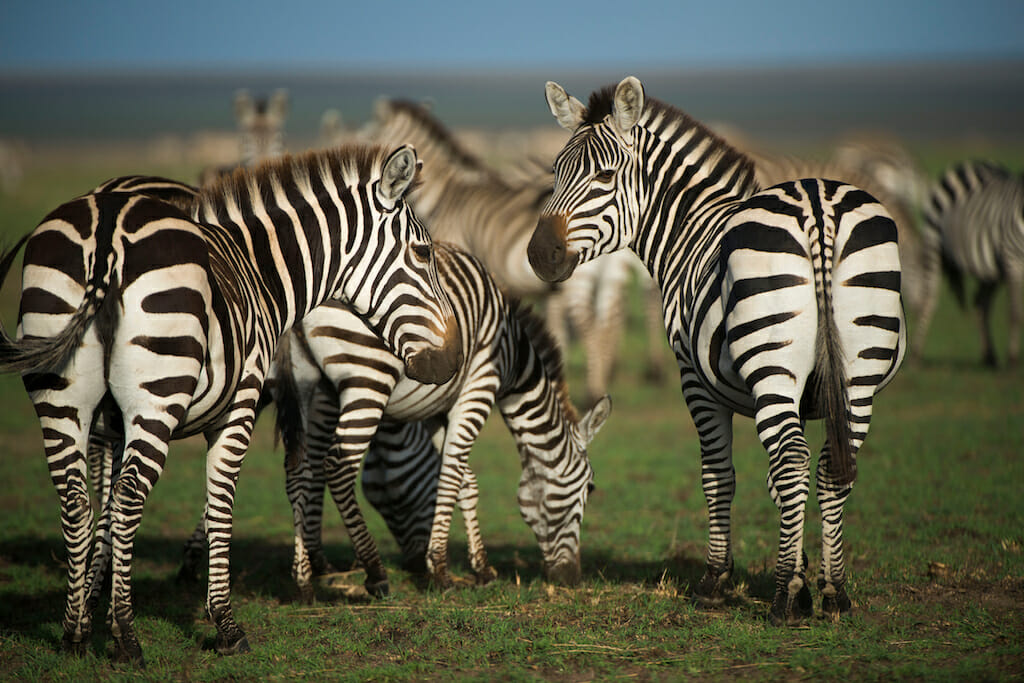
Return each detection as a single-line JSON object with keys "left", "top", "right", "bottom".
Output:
{"left": 383, "top": 370, "right": 466, "bottom": 423}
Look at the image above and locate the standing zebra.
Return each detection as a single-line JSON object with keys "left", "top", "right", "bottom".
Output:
{"left": 912, "top": 160, "right": 1024, "bottom": 367}
{"left": 362, "top": 99, "right": 665, "bottom": 401}
{"left": 0, "top": 144, "right": 461, "bottom": 664}
{"left": 264, "top": 242, "right": 609, "bottom": 597}
{"left": 528, "top": 77, "right": 905, "bottom": 625}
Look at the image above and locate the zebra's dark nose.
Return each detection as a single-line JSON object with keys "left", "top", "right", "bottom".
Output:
{"left": 529, "top": 214, "right": 576, "bottom": 282}
{"left": 403, "top": 315, "right": 462, "bottom": 385}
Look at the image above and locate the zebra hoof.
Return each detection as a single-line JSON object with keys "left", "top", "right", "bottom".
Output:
{"left": 364, "top": 577, "right": 390, "bottom": 599}
{"left": 60, "top": 633, "right": 90, "bottom": 657}
{"left": 768, "top": 583, "right": 814, "bottom": 627}
{"left": 111, "top": 635, "right": 146, "bottom": 668}
{"left": 429, "top": 572, "right": 455, "bottom": 592}
{"left": 297, "top": 583, "right": 316, "bottom": 606}
{"left": 474, "top": 565, "right": 499, "bottom": 586}
{"left": 215, "top": 633, "right": 251, "bottom": 656}
{"left": 821, "top": 584, "right": 852, "bottom": 622}
{"left": 693, "top": 562, "right": 732, "bottom": 608}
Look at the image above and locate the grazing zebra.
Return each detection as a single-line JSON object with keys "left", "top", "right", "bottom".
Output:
{"left": 363, "top": 98, "right": 664, "bottom": 400}
{"left": 912, "top": 160, "right": 1024, "bottom": 366}
{"left": 262, "top": 242, "right": 610, "bottom": 597}
{"left": 0, "top": 143, "right": 461, "bottom": 664}
{"left": 528, "top": 77, "right": 905, "bottom": 625}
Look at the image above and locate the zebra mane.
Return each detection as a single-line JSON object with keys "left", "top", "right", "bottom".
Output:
{"left": 507, "top": 298, "right": 579, "bottom": 423}
{"left": 198, "top": 143, "right": 417, "bottom": 213}
{"left": 377, "top": 100, "right": 494, "bottom": 177}
{"left": 584, "top": 84, "right": 758, "bottom": 193}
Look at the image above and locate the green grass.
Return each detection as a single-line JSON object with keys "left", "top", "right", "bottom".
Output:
{"left": 0, "top": 147, "right": 1022, "bottom": 681}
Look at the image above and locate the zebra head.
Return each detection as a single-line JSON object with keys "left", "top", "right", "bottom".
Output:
{"left": 529, "top": 76, "right": 646, "bottom": 283}
{"left": 345, "top": 145, "right": 463, "bottom": 385}
{"left": 516, "top": 394, "right": 611, "bottom": 586}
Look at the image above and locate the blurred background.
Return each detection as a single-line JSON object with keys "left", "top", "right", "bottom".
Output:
{"left": 1, "top": 0, "right": 1022, "bottom": 181}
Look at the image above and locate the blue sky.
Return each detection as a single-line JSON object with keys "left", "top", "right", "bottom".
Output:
{"left": 2, "top": 0, "right": 1023, "bottom": 73}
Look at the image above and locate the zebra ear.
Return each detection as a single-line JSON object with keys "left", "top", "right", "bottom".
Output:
{"left": 234, "top": 89, "right": 255, "bottom": 125}
{"left": 546, "top": 81, "right": 587, "bottom": 131}
{"left": 379, "top": 144, "right": 419, "bottom": 207}
{"left": 578, "top": 394, "right": 612, "bottom": 444}
{"left": 612, "top": 76, "right": 644, "bottom": 136}
{"left": 268, "top": 89, "right": 290, "bottom": 124}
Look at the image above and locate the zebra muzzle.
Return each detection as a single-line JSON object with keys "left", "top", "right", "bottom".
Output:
{"left": 529, "top": 214, "right": 577, "bottom": 283}
{"left": 402, "top": 317, "right": 462, "bottom": 385}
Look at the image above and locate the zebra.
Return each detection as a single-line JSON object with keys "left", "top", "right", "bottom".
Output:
{"left": 528, "top": 77, "right": 905, "bottom": 625}
{"left": 0, "top": 143, "right": 462, "bottom": 664}
{"left": 199, "top": 89, "right": 289, "bottom": 186}
{"left": 362, "top": 98, "right": 665, "bottom": 401}
{"left": 255, "top": 242, "right": 610, "bottom": 598}
{"left": 912, "top": 160, "right": 1024, "bottom": 367}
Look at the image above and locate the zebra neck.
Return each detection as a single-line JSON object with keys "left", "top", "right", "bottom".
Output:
{"left": 198, "top": 200, "right": 340, "bottom": 338}
{"left": 630, "top": 122, "right": 756, "bottom": 288}
{"left": 497, "top": 309, "right": 575, "bottom": 446}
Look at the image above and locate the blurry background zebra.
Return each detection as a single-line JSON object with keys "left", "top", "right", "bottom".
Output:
{"left": 912, "top": 160, "right": 1024, "bottom": 367}
{"left": 198, "top": 89, "right": 289, "bottom": 185}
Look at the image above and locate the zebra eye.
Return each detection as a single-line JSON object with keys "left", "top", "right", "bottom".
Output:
{"left": 587, "top": 481, "right": 596, "bottom": 495}
{"left": 411, "top": 243, "right": 432, "bottom": 263}
{"left": 595, "top": 169, "right": 614, "bottom": 183}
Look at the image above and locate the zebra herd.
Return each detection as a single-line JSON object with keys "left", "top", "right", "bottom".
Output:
{"left": 1, "top": 75, "right": 1019, "bottom": 662}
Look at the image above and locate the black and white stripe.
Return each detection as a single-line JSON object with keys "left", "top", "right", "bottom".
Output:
{"left": 0, "top": 144, "right": 461, "bottom": 663}
{"left": 912, "top": 160, "right": 1024, "bottom": 366}
{"left": 363, "top": 98, "right": 664, "bottom": 401}
{"left": 265, "top": 242, "right": 610, "bottom": 598}
{"left": 528, "top": 77, "right": 905, "bottom": 625}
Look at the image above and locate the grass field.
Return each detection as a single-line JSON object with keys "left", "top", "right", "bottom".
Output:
{"left": 0, "top": 146, "right": 1021, "bottom": 681}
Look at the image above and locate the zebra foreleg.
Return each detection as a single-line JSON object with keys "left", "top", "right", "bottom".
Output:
{"left": 323, "top": 428, "right": 390, "bottom": 598}
{"left": 457, "top": 464, "right": 497, "bottom": 585}
{"left": 684, "top": 389, "right": 736, "bottom": 607}
{"left": 285, "top": 456, "right": 321, "bottom": 603}
{"left": 178, "top": 516, "right": 207, "bottom": 583}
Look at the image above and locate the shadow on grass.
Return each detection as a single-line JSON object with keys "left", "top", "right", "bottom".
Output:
{"left": 0, "top": 530, "right": 783, "bottom": 658}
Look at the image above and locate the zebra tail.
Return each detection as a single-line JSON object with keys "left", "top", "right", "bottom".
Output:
{"left": 271, "top": 334, "right": 308, "bottom": 473}
{"left": 813, "top": 217, "right": 856, "bottom": 486}
{"left": 0, "top": 233, "right": 109, "bottom": 376}
{"left": 816, "top": 302, "right": 856, "bottom": 486}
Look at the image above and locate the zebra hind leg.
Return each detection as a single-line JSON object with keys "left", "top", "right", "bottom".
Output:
{"left": 815, "top": 442, "right": 854, "bottom": 621}
{"left": 974, "top": 280, "right": 1000, "bottom": 367}
{"left": 762, "top": 417, "right": 815, "bottom": 626}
